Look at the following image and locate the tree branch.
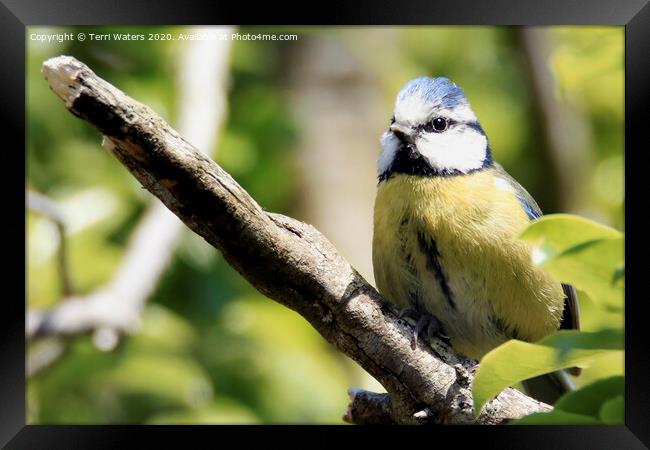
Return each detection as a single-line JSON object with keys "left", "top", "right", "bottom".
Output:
{"left": 40, "top": 55, "right": 552, "bottom": 424}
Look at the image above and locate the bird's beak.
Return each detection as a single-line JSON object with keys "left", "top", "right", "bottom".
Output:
{"left": 389, "top": 123, "right": 415, "bottom": 144}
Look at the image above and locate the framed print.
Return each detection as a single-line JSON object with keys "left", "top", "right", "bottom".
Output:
{"left": 2, "top": 0, "right": 649, "bottom": 448}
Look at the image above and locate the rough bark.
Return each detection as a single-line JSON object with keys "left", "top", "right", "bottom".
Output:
{"left": 40, "top": 55, "right": 552, "bottom": 424}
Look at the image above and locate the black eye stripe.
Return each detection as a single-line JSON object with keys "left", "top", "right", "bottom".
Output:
{"left": 464, "top": 121, "right": 486, "bottom": 135}
{"left": 388, "top": 118, "right": 485, "bottom": 136}
{"left": 413, "top": 119, "right": 487, "bottom": 136}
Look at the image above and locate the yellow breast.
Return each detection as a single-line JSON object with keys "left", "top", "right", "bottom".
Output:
{"left": 372, "top": 170, "right": 564, "bottom": 359}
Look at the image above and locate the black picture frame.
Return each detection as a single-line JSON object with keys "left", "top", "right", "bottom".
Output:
{"left": 3, "top": 0, "right": 648, "bottom": 448}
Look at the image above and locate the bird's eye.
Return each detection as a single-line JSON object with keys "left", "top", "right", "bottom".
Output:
{"left": 390, "top": 116, "right": 396, "bottom": 125}
{"left": 431, "top": 117, "right": 447, "bottom": 132}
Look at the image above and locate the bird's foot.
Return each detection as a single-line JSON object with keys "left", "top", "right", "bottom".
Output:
{"left": 397, "top": 307, "right": 448, "bottom": 350}
{"left": 412, "top": 313, "right": 446, "bottom": 350}
{"left": 397, "top": 307, "right": 419, "bottom": 321}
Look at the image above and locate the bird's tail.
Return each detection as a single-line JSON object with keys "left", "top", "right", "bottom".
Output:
{"left": 521, "top": 370, "right": 575, "bottom": 405}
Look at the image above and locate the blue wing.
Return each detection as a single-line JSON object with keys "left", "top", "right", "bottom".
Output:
{"left": 492, "top": 163, "right": 542, "bottom": 220}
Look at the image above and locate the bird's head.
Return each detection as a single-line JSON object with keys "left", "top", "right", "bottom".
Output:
{"left": 378, "top": 76, "right": 492, "bottom": 181}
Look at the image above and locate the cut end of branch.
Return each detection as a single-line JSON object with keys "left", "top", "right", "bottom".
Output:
{"left": 42, "top": 55, "right": 90, "bottom": 106}
{"left": 347, "top": 387, "right": 363, "bottom": 401}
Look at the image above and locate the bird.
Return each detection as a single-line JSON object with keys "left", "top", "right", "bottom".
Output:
{"left": 372, "top": 76, "right": 580, "bottom": 405}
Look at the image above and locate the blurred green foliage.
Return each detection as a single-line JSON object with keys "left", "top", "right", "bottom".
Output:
{"left": 27, "top": 26, "right": 623, "bottom": 424}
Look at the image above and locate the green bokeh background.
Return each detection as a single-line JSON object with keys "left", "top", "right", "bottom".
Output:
{"left": 26, "top": 26, "right": 624, "bottom": 424}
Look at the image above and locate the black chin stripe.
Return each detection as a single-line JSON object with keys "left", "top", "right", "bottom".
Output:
{"left": 464, "top": 121, "right": 487, "bottom": 135}
{"left": 378, "top": 145, "right": 493, "bottom": 182}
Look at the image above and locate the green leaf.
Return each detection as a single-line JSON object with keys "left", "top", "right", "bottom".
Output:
{"left": 599, "top": 395, "right": 624, "bottom": 424}
{"left": 519, "top": 214, "right": 622, "bottom": 251}
{"left": 472, "top": 329, "right": 623, "bottom": 414}
{"left": 511, "top": 410, "right": 603, "bottom": 425}
{"left": 554, "top": 375, "right": 624, "bottom": 417}
{"left": 544, "top": 238, "right": 623, "bottom": 310}
{"left": 510, "top": 376, "right": 625, "bottom": 424}
{"left": 576, "top": 290, "right": 623, "bottom": 332}
{"left": 519, "top": 214, "right": 624, "bottom": 310}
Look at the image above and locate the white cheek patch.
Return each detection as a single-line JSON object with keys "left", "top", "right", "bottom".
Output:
{"left": 378, "top": 131, "right": 400, "bottom": 175}
{"left": 416, "top": 128, "right": 488, "bottom": 173}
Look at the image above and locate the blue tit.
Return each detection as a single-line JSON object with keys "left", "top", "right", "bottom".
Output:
{"left": 372, "top": 76, "right": 581, "bottom": 405}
